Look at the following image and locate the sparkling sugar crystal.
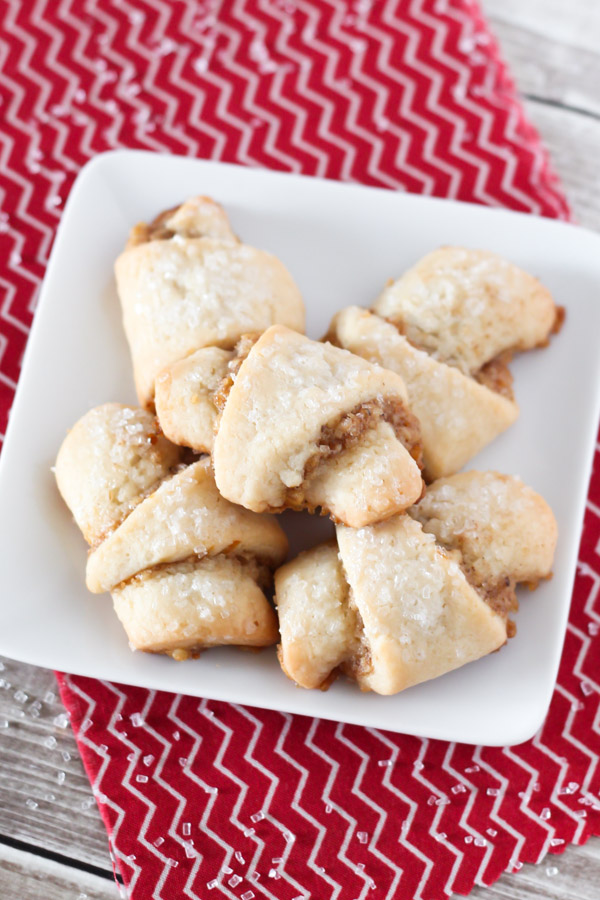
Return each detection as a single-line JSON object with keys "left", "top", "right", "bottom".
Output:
{"left": 228, "top": 875, "right": 242, "bottom": 887}
{"left": 546, "top": 866, "right": 559, "bottom": 877}
{"left": 560, "top": 781, "right": 579, "bottom": 795}
{"left": 357, "top": 831, "right": 369, "bottom": 844}
{"left": 251, "top": 811, "right": 265, "bottom": 823}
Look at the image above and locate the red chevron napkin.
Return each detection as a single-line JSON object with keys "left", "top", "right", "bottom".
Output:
{"left": 1, "top": 1, "right": 598, "bottom": 898}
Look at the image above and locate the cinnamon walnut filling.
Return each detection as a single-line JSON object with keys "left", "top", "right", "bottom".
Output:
{"left": 551, "top": 305, "right": 566, "bottom": 336}
{"left": 127, "top": 205, "right": 181, "bottom": 247}
{"left": 313, "top": 397, "right": 423, "bottom": 472}
{"left": 114, "top": 552, "right": 272, "bottom": 594}
{"left": 282, "top": 396, "right": 423, "bottom": 515}
{"left": 339, "top": 593, "right": 373, "bottom": 687}
{"left": 473, "top": 352, "right": 515, "bottom": 400}
{"left": 462, "top": 568, "right": 518, "bottom": 639}
{"left": 213, "top": 333, "right": 261, "bottom": 413}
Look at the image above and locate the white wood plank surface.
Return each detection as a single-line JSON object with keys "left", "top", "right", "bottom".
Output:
{"left": 1, "top": 0, "right": 600, "bottom": 897}
{"left": 0, "top": 843, "right": 119, "bottom": 900}
{"left": 483, "top": 0, "right": 600, "bottom": 231}
{"left": 0, "top": 660, "right": 112, "bottom": 868}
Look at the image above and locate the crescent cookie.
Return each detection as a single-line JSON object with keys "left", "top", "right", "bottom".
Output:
{"left": 157, "top": 325, "right": 425, "bottom": 527}
{"left": 408, "top": 470, "right": 558, "bottom": 627}
{"left": 328, "top": 307, "right": 518, "bottom": 481}
{"left": 328, "top": 248, "right": 562, "bottom": 480}
{"left": 275, "top": 473, "right": 556, "bottom": 694}
{"left": 55, "top": 403, "right": 287, "bottom": 658}
{"left": 115, "top": 196, "right": 305, "bottom": 408}
{"left": 374, "top": 247, "right": 561, "bottom": 373}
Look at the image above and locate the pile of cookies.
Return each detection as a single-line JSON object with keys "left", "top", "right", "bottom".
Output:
{"left": 55, "top": 196, "right": 560, "bottom": 695}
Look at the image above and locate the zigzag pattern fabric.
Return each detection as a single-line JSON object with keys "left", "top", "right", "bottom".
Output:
{"left": 0, "top": 1, "right": 596, "bottom": 898}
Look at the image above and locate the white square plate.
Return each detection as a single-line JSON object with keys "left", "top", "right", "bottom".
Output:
{"left": 1, "top": 150, "right": 599, "bottom": 746}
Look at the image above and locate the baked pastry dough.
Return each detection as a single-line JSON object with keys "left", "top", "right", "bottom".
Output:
{"left": 329, "top": 306, "right": 518, "bottom": 481}
{"left": 115, "top": 196, "right": 305, "bottom": 408}
{"left": 55, "top": 403, "right": 287, "bottom": 658}
{"left": 328, "top": 248, "right": 562, "bottom": 480}
{"left": 157, "top": 325, "right": 425, "bottom": 527}
{"left": 374, "top": 247, "right": 560, "bottom": 373}
{"left": 275, "top": 472, "right": 556, "bottom": 693}
{"left": 409, "top": 470, "right": 557, "bottom": 630}
{"left": 155, "top": 345, "right": 233, "bottom": 454}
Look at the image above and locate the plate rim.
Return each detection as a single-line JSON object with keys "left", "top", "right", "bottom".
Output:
{"left": 1, "top": 148, "right": 600, "bottom": 746}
